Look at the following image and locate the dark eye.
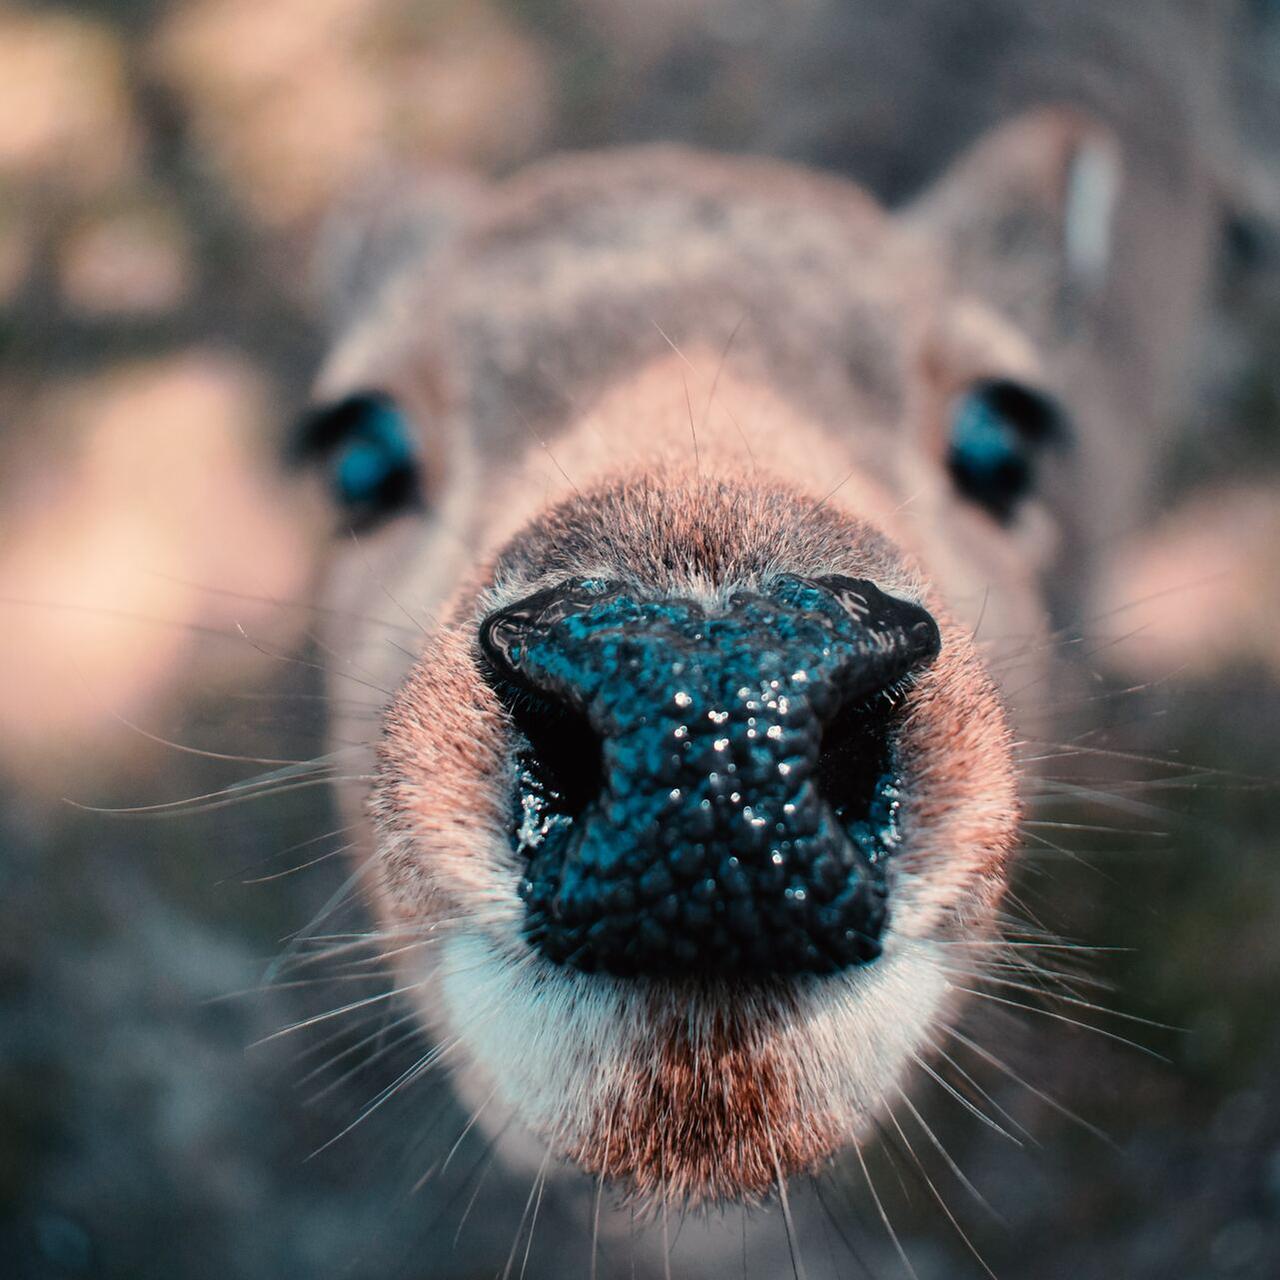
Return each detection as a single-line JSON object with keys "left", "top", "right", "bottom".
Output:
{"left": 946, "top": 379, "right": 1067, "bottom": 522}
{"left": 290, "top": 391, "right": 423, "bottom": 528}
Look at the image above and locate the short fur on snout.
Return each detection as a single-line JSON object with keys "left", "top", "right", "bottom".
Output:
{"left": 370, "top": 365, "right": 1019, "bottom": 1202}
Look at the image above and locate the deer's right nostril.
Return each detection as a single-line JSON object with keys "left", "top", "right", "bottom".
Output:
{"left": 478, "top": 580, "right": 616, "bottom": 826}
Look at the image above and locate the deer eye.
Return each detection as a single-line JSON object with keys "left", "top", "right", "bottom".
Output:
{"left": 290, "top": 391, "right": 422, "bottom": 528}
{"left": 946, "top": 379, "right": 1067, "bottom": 522}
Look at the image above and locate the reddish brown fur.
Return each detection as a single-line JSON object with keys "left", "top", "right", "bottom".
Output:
{"left": 569, "top": 1001, "right": 844, "bottom": 1206}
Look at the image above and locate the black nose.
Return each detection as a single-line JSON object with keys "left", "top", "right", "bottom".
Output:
{"left": 479, "top": 574, "right": 940, "bottom": 978}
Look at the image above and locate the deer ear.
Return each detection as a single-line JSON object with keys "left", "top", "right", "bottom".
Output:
{"left": 905, "top": 108, "right": 1122, "bottom": 346}
{"left": 312, "top": 166, "right": 485, "bottom": 332}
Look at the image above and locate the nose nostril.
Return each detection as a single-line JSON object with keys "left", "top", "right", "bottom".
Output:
{"left": 479, "top": 663, "right": 605, "bottom": 834}
{"left": 499, "top": 681, "right": 606, "bottom": 826}
{"left": 816, "top": 698, "right": 893, "bottom": 815}
{"left": 478, "top": 577, "right": 620, "bottom": 828}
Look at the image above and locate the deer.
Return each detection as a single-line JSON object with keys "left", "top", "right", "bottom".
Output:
{"left": 285, "top": 6, "right": 1229, "bottom": 1270}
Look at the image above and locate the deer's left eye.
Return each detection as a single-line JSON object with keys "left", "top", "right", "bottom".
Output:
{"left": 947, "top": 379, "right": 1067, "bottom": 523}
{"left": 290, "top": 391, "right": 422, "bottom": 528}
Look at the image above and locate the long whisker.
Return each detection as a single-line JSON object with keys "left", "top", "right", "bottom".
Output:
{"left": 520, "top": 1155, "right": 551, "bottom": 1280}
{"left": 950, "top": 987, "right": 1168, "bottom": 1058}
{"left": 894, "top": 1084, "right": 1003, "bottom": 1224}
{"left": 886, "top": 1096, "right": 999, "bottom": 1278}
{"left": 438, "top": 1083, "right": 501, "bottom": 1179}
{"left": 346, "top": 527, "right": 435, "bottom": 636}
{"left": 502, "top": 1147, "right": 554, "bottom": 1280}
{"left": 682, "top": 373, "right": 700, "bottom": 476}
{"left": 516, "top": 402, "right": 583, "bottom": 496}
{"left": 649, "top": 319, "right": 701, "bottom": 476}
{"left": 814, "top": 465, "right": 859, "bottom": 511}
{"left": 590, "top": 1172, "right": 605, "bottom": 1280}
{"left": 232, "top": 619, "right": 394, "bottom": 698}
{"left": 922, "top": 1034, "right": 1038, "bottom": 1147}
{"left": 104, "top": 707, "right": 318, "bottom": 767}
{"left": 306, "top": 1034, "right": 458, "bottom": 1159}
{"left": 304, "top": 1018, "right": 426, "bottom": 1106}
{"left": 765, "top": 1129, "right": 807, "bottom": 1280}
{"left": 854, "top": 1139, "right": 918, "bottom": 1280}
{"left": 909, "top": 1051, "right": 1023, "bottom": 1147}
{"left": 254, "top": 981, "right": 425, "bottom": 1046}
{"left": 810, "top": 1177, "right": 874, "bottom": 1278}
{"left": 701, "top": 312, "right": 746, "bottom": 432}
{"left": 944, "top": 1024, "right": 1116, "bottom": 1147}
{"left": 139, "top": 568, "right": 424, "bottom": 634}
{"left": 241, "top": 840, "right": 352, "bottom": 885}
{"left": 296, "top": 1006, "right": 422, "bottom": 1090}
{"left": 66, "top": 773, "right": 367, "bottom": 819}
{"left": 219, "top": 822, "right": 355, "bottom": 885}
{"left": 451, "top": 1122, "right": 508, "bottom": 1247}
{"left": 264, "top": 864, "right": 378, "bottom": 983}
{"left": 943, "top": 967, "right": 1178, "bottom": 1032}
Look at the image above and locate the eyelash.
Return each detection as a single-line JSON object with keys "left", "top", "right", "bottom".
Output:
{"left": 945, "top": 378, "right": 1068, "bottom": 522}
{"left": 289, "top": 391, "right": 423, "bottom": 529}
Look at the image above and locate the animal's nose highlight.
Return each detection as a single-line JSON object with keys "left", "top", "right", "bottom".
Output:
{"left": 478, "top": 575, "right": 941, "bottom": 977}
{"left": 479, "top": 576, "right": 624, "bottom": 715}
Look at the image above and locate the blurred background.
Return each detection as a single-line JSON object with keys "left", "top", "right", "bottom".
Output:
{"left": 0, "top": 1, "right": 1278, "bottom": 1277}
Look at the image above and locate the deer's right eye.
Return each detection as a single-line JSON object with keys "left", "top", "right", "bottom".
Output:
{"left": 946, "top": 378, "right": 1068, "bottom": 523}
{"left": 290, "top": 391, "right": 423, "bottom": 530}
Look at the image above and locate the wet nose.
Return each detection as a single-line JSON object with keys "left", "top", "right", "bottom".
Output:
{"left": 479, "top": 574, "right": 940, "bottom": 977}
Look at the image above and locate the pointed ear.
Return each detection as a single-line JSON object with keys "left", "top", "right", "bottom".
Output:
{"left": 312, "top": 165, "right": 485, "bottom": 331}
{"left": 905, "top": 108, "right": 1122, "bottom": 346}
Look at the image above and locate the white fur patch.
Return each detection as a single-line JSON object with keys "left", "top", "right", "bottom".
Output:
{"left": 1064, "top": 135, "right": 1121, "bottom": 290}
{"left": 435, "top": 928, "right": 952, "bottom": 1155}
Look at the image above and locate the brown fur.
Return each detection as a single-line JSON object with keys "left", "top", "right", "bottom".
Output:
{"left": 570, "top": 998, "right": 844, "bottom": 1205}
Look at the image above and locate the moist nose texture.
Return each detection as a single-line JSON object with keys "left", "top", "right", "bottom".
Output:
{"left": 480, "top": 574, "right": 940, "bottom": 977}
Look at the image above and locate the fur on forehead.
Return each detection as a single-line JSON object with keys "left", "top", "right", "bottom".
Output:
{"left": 471, "top": 352, "right": 928, "bottom": 613}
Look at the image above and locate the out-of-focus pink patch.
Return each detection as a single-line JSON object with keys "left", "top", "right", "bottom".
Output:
{"left": 58, "top": 206, "right": 193, "bottom": 317}
{"left": 150, "top": 0, "right": 551, "bottom": 230}
{"left": 0, "top": 11, "right": 138, "bottom": 196}
{"left": 151, "top": 0, "right": 384, "bottom": 229}
{"left": 1096, "top": 484, "right": 1280, "bottom": 682}
{"left": 0, "top": 352, "right": 317, "bottom": 791}
{"left": 384, "top": 6, "right": 552, "bottom": 167}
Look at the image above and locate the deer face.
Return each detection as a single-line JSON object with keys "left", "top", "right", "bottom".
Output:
{"left": 297, "top": 117, "right": 1115, "bottom": 1204}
